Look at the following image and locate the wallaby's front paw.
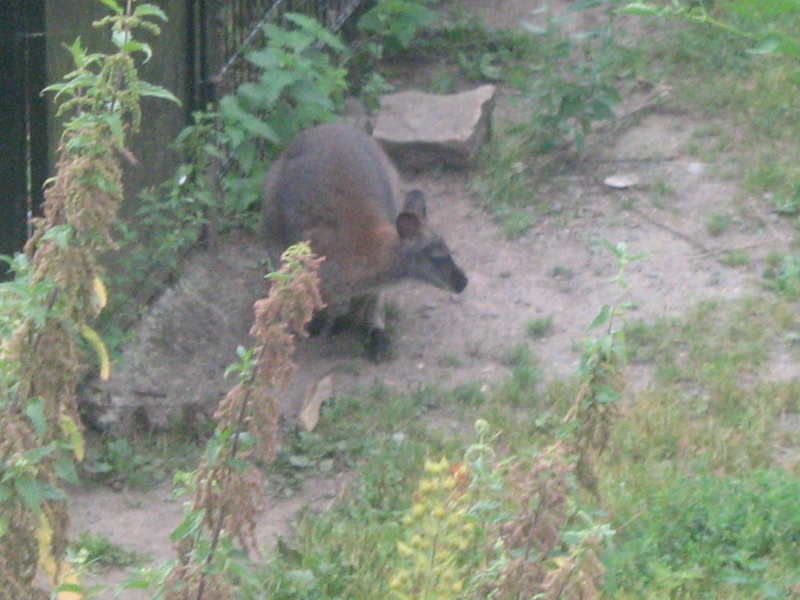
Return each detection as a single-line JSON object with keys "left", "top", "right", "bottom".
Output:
{"left": 306, "top": 312, "right": 329, "bottom": 337}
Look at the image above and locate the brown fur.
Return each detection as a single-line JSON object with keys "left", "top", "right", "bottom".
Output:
{"left": 262, "top": 123, "right": 467, "bottom": 360}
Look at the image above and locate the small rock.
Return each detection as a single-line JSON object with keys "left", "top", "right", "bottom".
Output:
{"left": 603, "top": 173, "right": 640, "bottom": 189}
{"left": 373, "top": 85, "right": 496, "bottom": 170}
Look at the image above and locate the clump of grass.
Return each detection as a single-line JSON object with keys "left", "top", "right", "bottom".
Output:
{"left": 552, "top": 265, "right": 575, "bottom": 279}
{"left": 438, "top": 351, "right": 464, "bottom": 368}
{"left": 763, "top": 252, "right": 800, "bottom": 299}
{"left": 720, "top": 250, "right": 750, "bottom": 267}
{"left": 496, "top": 344, "right": 543, "bottom": 407}
{"left": 705, "top": 212, "right": 733, "bottom": 236}
{"left": 83, "top": 435, "right": 204, "bottom": 489}
{"left": 526, "top": 315, "right": 554, "bottom": 339}
{"left": 71, "top": 533, "right": 148, "bottom": 570}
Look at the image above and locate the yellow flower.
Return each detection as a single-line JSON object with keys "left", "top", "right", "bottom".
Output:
{"left": 424, "top": 457, "right": 450, "bottom": 474}
{"left": 397, "top": 541, "right": 414, "bottom": 557}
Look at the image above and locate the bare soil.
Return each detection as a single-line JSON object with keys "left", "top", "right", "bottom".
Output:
{"left": 68, "top": 2, "right": 799, "bottom": 597}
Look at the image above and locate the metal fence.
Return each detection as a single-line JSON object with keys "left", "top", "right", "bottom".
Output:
{"left": 0, "top": 0, "right": 367, "bottom": 273}
{"left": 0, "top": 0, "right": 48, "bottom": 279}
{"left": 200, "top": 0, "right": 366, "bottom": 100}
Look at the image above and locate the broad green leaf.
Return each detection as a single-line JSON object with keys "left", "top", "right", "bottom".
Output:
{"left": 138, "top": 81, "right": 182, "bottom": 105}
{"left": 589, "top": 304, "right": 613, "bottom": 330}
{"left": 171, "top": 510, "right": 205, "bottom": 541}
{"left": 219, "top": 96, "right": 280, "bottom": 142}
{"left": 118, "top": 38, "right": 153, "bottom": 63}
{"left": 14, "top": 476, "right": 41, "bottom": 510}
{"left": 133, "top": 3, "right": 169, "bottom": 21}
{"left": 285, "top": 13, "right": 345, "bottom": 51}
{"left": 24, "top": 398, "right": 47, "bottom": 438}
{"left": 95, "top": 0, "right": 124, "bottom": 14}
{"left": 54, "top": 453, "right": 80, "bottom": 485}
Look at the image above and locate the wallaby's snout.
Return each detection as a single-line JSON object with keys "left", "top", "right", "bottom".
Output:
{"left": 262, "top": 123, "right": 467, "bottom": 361}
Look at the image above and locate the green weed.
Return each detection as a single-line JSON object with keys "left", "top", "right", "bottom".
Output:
{"left": 526, "top": 315, "right": 554, "bottom": 339}
{"left": 720, "top": 249, "right": 750, "bottom": 267}
{"left": 705, "top": 212, "right": 734, "bottom": 236}
{"left": 71, "top": 533, "right": 148, "bottom": 570}
{"left": 83, "top": 435, "right": 203, "bottom": 489}
{"left": 763, "top": 252, "right": 800, "bottom": 299}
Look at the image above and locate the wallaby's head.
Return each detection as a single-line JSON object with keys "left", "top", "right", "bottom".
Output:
{"left": 394, "top": 190, "right": 468, "bottom": 294}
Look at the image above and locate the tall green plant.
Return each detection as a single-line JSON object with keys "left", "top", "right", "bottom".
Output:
{"left": 564, "top": 241, "right": 642, "bottom": 497}
{"left": 115, "top": 244, "right": 324, "bottom": 599}
{"left": 0, "top": 1, "right": 178, "bottom": 596}
{"left": 213, "top": 12, "right": 348, "bottom": 219}
{"left": 358, "top": 0, "right": 439, "bottom": 55}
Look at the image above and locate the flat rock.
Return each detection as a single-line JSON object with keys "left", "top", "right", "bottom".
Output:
{"left": 80, "top": 233, "right": 268, "bottom": 435}
{"left": 373, "top": 85, "right": 496, "bottom": 170}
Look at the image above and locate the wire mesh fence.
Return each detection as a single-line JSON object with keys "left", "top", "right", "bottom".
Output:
{"left": 207, "top": 0, "right": 365, "bottom": 96}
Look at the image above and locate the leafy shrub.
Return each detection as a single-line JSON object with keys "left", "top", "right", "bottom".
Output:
{"left": 216, "top": 13, "right": 349, "bottom": 215}
{"left": 358, "top": 0, "right": 439, "bottom": 55}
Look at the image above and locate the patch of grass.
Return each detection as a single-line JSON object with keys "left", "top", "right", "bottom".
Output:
{"left": 83, "top": 435, "right": 203, "bottom": 489}
{"left": 437, "top": 351, "right": 464, "bottom": 368}
{"left": 620, "top": 296, "right": 795, "bottom": 467}
{"left": 255, "top": 438, "right": 431, "bottom": 599}
{"left": 763, "top": 252, "right": 800, "bottom": 299}
{"left": 268, "top": 382, "right": 481, "bottom": 491}
{"left": 472, "top": 133, "right": 540, "bottom": 236}
{"left": 603, "top": 468, "right": 800, "bottom": 598}
{"left": 72, "top": 532, "right": 149, "bottom": 570}
{"left": 720, "top": 249, "right": 750, "bottom": 267}
{"left": 526, "top": 315, "right": 554, "bottom": 339}
{"left": 495, "top": 343, "right": 543, "bottom": 408}
{"left": 705, "top": 212, "right": 733, "bottom": 236}
{"left": 443, "top": 381, "right": 486, "bottom": 406}
{"left": 237, "top": 287, "right": 800, "bottom": 600}
{"left": 650, "top": 177, "right": 675, "bottom": 197}
{"left": 626, "top": 297, "right": 782, "bottom": 377}
{"left": 635, "top": 9, "right": 800, "bottom": 220}
{"left": 551, "top": 265, "right": 575, "bottom": 279}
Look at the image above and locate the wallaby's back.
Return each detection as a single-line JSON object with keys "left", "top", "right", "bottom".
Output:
{"left": 263, "top": 123, "right": 400, "bottom": 273}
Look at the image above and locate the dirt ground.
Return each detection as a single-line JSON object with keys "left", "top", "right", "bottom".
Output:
{"left": 67, "top": 2, "right": 799, "bottom": 597}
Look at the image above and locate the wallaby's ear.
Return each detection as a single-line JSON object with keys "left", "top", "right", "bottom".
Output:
{"left": 396, "top": 211, "right": 422, "bottom": 240}
{"left": 402, "top": 190, "right": 427, "bottom": 219}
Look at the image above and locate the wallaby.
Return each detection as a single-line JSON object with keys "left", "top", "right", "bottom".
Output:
{"left": 262, "top": 122, "right": 468, "bottom": 361}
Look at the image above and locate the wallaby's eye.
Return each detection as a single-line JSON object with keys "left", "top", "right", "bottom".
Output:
{"left": 425, "top": 239, "right": 449, "bottom": 254}
{"left": 429, "top": 253, "right": 453, "bottom": 267}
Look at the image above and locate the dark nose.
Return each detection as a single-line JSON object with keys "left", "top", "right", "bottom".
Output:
{"left": 451, "top": 267, "right": 468, "bottom": 293}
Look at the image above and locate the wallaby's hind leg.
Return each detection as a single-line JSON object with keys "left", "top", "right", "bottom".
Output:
{"left": 306, "top": 296, "right": 390, "bottom": 361}
{"left": 359, "top": 293, "right": 391, "bottom": 362}
{"left": 307, "top": 309, "right": 332, "bottom": 337}
{"left": 321, "top": 294, "right": 391, "bottom": 362}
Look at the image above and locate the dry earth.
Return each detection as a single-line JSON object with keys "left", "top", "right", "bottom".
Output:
{"left": 68, "top": 2, "right": 800, "bottom": 597}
